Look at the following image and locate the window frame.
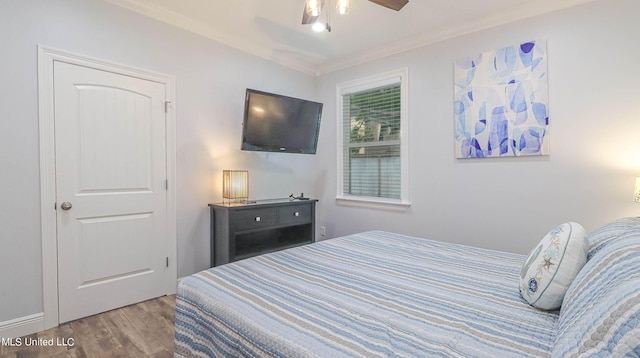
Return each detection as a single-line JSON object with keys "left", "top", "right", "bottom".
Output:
{"left": 336, "top": 68, "right": 410, "bottom": 211}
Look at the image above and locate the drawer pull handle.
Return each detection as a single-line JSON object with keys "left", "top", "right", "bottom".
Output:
{"left": 294, "top": 212, "right": 300, "bottom": 217}
{"left": 255, "top": 216, "right": 261, "bottom": 222}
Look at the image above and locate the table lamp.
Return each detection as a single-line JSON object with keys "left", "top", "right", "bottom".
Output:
{"left": 223, "top": 170, "right": 248, "bottom": 204}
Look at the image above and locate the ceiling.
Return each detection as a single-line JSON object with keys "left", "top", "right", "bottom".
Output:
{"left": 105, "top": 0, "right": 596, "bottom": 75}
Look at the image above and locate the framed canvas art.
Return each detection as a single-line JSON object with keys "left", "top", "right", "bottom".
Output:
{"left": 454, "top": 40, "right": 549, "bottom": 158}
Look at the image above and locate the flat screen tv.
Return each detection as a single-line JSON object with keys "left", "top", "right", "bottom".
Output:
{"left": 241, "top": 89, "right": 323, "bottom": 154}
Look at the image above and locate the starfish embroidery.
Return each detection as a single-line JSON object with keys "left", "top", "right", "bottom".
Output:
{"left": 542, "top": 257, "right": 554, "bottom": 270}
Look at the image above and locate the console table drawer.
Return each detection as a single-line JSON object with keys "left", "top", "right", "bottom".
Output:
{"left": 233, "top": 208, "right": 277, "bottom": 230}
{"left": 278, "top": 204, "right": 311, "bottom": 225}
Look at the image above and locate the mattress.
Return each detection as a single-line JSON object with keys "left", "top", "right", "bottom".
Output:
{"left": 175, "top": 231, "right": 558, "bottom": 357}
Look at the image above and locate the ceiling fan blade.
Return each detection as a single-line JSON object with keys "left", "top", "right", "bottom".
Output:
{"left": 302, "top": 0, "right": 326, "bottom": 25}
{"left": 368, "top": 0, "right": 409, "bottom": 11}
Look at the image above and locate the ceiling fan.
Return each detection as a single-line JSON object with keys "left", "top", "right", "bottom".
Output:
{"left": 302, "top": 0, "right": 409, "bottom": 32}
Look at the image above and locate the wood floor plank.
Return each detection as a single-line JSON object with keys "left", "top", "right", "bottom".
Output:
{"left": 1, "top": 295, "right": 176, "bottom": 358}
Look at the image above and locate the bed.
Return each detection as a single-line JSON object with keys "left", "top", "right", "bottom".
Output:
{"left": 174, "top": 218, "right": 640, "bottom": 357}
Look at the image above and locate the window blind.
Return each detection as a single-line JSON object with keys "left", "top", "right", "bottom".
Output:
{"left": 342, "top": 84, "right": 401, "bottom": 199}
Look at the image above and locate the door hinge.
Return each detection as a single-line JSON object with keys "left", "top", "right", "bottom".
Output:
{"left": 164, "top": 101, "right": 171, "bottom": 113}
{"left": 166, "top": 257, "right": 169, "bottom": 267}
{"left": 166, "top": 179, "right": 169, "bottom": 190}
{"left": 54, "top": 202, "right": 57, "bottom": 210}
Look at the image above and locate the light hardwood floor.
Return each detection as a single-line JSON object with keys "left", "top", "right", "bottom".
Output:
{"left": 1, "top": 295, "right": 176, "bottom": 358}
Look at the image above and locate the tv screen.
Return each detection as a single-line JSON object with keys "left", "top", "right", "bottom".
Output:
{"left": 241, "top": 89, "right": 323, "bottom": 154}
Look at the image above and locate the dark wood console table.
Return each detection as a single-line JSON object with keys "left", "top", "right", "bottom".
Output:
{"left": 208, "top": 199, "right": 317, "bottom": 267}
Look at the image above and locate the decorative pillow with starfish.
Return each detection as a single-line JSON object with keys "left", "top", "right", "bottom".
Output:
{"left": 519, "top": 222, "right": 588, "bottom": 310}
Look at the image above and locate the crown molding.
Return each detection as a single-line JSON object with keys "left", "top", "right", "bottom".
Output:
{"left": 315, "top": 0, "right": 599, "bottom": 75}
{"left": 105, "top": 0, "right": 598, "bottom": 77}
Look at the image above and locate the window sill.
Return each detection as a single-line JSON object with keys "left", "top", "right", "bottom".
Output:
{"left": 336, "top": 196, "right": 411, "bottom": 212}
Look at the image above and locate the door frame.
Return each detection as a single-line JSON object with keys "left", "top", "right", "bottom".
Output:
{"left": 38, "top": 46, "right": 177, "bottom": 329}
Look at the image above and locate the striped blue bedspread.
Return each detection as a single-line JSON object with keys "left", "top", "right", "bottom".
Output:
{"left": 175, "top": 231, "right": 558, "bottom": 357}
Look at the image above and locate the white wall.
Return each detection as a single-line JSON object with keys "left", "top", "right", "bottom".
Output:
{"left": 0, "top": 0, "right": 317, "bottom": 324}
{"left": 314, "top": 0, "right": 640, "bottom": 254}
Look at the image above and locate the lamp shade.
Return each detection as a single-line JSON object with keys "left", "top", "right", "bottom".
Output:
{"left": 223, "top": 170, "right": 248, "bottom": 201}
{"left": 306, "top": 0, "right": 321, "bottom": 16}
{"left": 634, "top": 177, "right": 640, "bottom": 203}
{"left": 336, "top": 0, "right": 350, "bottom": 14}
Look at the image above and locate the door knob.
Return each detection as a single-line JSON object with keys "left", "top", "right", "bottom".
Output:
{"left": 60, "top": 202, "right": 72, "bottom": 210}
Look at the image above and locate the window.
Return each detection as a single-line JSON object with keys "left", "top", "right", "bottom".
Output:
{"left": 336, "top": 68, "right": 409, "bottom": 210}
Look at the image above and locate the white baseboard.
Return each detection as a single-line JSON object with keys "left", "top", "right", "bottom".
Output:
{"left": 0, "top": 313, "right": 45, "bottom": 339}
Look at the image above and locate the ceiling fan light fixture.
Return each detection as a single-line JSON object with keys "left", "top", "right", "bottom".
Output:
{"left": 306, "top": 0, "right": 322, "bottom": 16}
{"left": 336, "top": 0, "right": 350, "bottom": 15}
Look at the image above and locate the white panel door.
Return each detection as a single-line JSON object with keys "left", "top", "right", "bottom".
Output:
{"left": 54, "top": 61, "right": 169, "bottom": 323}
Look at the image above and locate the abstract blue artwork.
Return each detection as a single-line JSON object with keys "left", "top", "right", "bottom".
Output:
{"left": 454, "top": 40, "right": 549, "bottom": 158}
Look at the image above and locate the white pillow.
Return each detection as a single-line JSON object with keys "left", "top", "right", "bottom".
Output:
{"left": 519, "top": 222, "right": 588, "bottom": 310}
